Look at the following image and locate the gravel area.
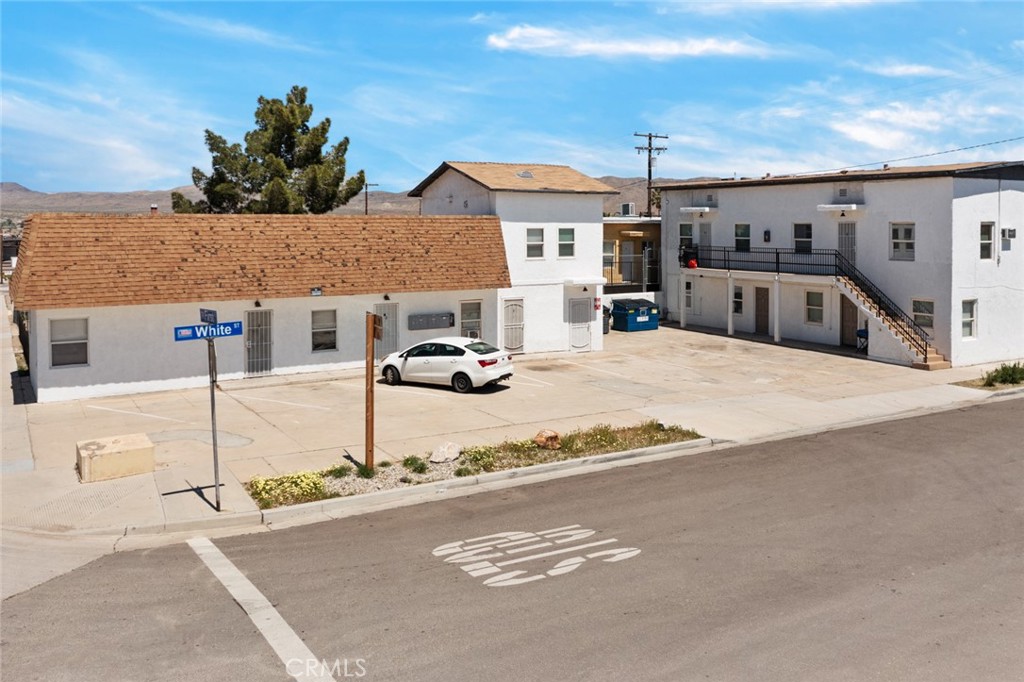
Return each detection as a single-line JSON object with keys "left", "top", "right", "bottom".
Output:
{"left": 325, "top": 460, "right": 462, "bottom": 497}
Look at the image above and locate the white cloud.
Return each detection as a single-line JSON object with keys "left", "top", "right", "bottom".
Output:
{"left": 661, "top": 0, "right": 883, "bottom": 16}
{"left": 859, "top": 62, "right": 957, "bottom": 78}
{"left": 137, "top": 6, "right": 318, "bottom": 53}
{"left": 350, "top": 85, "right": 454, "bottom": 127}
{"left": 487, "top": 25, "right": 774, "bottom": 59}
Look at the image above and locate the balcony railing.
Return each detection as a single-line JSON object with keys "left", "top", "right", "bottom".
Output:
{"left": 679, "top": 245, "right": 931, "bottom": 358}
{"left": 604, "top": 253, "right": 661, "bottom": 293}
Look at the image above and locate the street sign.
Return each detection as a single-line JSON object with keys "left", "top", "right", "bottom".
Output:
{"left": 200, "top": 308, "right": 218, "bottom": 325}
{"left": 174, "top": 321, "right": 243, "bottom": 342}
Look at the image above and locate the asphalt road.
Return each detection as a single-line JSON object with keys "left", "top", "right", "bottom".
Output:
{"left": 2, "top": 398, "right": 1022, "bottom": 681}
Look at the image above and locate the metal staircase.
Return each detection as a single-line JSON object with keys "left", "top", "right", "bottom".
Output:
{"left": 681, "top": 245, "right": 951, "bottom": 370}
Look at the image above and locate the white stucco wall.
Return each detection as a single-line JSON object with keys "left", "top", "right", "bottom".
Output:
{"left": 28, "top": 289, "right": 501, "bottom": 402}
{"left": 661, "top": 172, "right": 1024, "bottom": 367}
{"left": 419, "top": 168, "right": 607, "bottom": 354}
{"left": 948, "top": 178, "right": 1024, "bottom": 366}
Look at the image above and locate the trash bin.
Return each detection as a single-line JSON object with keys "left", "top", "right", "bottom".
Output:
{"left": 610, "top": 298, "right": 659, "bottom": 332}
{"left": 602, "top": 305, "right": 610, "bottom": 334}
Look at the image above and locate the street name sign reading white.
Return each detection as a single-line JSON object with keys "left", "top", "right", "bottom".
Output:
{"left": 174, "top": 321, "right": 243, "bottom": 342}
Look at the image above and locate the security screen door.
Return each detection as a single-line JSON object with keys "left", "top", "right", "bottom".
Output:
{"left": 503, "top": 299, "right": 524, "bottom": 354}
{"left": 245, "top": 309, "right": 273, "bottom": 377}
{"left": 373, "top": 302, "right": 398, "bottom": 359}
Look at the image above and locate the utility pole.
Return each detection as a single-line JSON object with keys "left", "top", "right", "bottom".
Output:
{"left": 364, "top": 182, "right": 379, "bottom": 215}
{"left": 634, "top": 132, "right": 668, "bottom": 217}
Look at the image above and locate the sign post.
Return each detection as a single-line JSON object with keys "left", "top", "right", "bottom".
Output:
{"left": 175, "top": 310, "right": 242, "bottom": 512}
{"left": 364, "top": 312, "right": 381, "bottom": 470}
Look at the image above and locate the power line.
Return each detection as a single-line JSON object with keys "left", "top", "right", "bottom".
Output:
{"left": 798, "top": 135, "right": 1024, "bottom": 175}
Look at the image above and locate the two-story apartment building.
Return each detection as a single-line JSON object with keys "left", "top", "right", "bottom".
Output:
{"left": 410, "top": 162, "right": 617, "bottom": 354}
{"left": 658, "top": 161, "right": 1023, "bottom": 369}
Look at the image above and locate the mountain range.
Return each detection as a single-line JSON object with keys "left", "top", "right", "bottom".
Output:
{"left": 1, "top": 176, "right": 677, "bottom": 227}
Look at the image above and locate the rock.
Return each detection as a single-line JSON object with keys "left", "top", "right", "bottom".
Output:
{"left": 533, "top": 429, "right": 561, "bottom": 450}
{"left": 430, "top": 441, "right": 461, "bottom": 463}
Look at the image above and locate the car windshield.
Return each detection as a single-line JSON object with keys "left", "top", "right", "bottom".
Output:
{"left": 466, "top": 341, "right": 500, "bottom": 355}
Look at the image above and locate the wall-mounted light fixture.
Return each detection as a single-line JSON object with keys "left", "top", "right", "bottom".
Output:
{"left": 763, "top": 229, "right": 771, "bottom": 243}
{"left": 582, "top": 286, "right": 589, "bottom": 292}
{"left": 383, "top": 293, "right": 390, "bottom": 301}
{"left": 840, "top": 210, "right": 846, "bottom": 217}
{"left": 254, "top": 300, "right": 262, "bottom": 308}
{"left": 310, "top": 287, "right": 322, "bottom": 297}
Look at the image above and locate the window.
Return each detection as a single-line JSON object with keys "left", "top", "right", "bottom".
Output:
{"left": 890, "top": 222, "right": 915, "bottom": 261}
{"left": 912, "top": 300, "right": 934, "bottom": 329}
{"left": 526, "top": 228, "right": 544, "bottom": 258}
{"left": 311, "top": 310, "right": 337, "bottom": 351}
{"left": 460, "top": 301, "right": 481, "bottom": 339}
{"left": 735, "top": 224, "right": 751, "bottom": 252}
{"left": 794, "top": 224, "right": 813, "bottom": 254}
{"left": 805, "top": 291, "right": 824, "bottom": 324}
{"left": 684, "top": 280, "right": 693, "bottom": 310}
{"left": 733, "top": 285, "right": 743, "bottom": 315}
{"left": 603, "top": 241, "right": 615, "bottom": 269}
{"left": 50, "top": 318, "right": 89, "bottom": 367}
{"left": 679, "top": 223, "right": 694, "bottom": 249}
{"left": 980, "top": 222, "right": 994, "bottom": 259}
{"left": 838, "top": 188, "right": 848, "bottom": 198}
{"left": 558, "top": 228, "right": 575, "bottom": 257}
{"left": 962, "top": 300, "right": 977, "bottom": 338}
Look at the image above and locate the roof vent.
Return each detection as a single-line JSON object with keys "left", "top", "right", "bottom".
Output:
{"left": 515, "top": 170, "right": 534, "bottom": 179}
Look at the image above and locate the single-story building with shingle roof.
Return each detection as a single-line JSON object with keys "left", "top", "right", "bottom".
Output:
{"left": 10, "top": 213, "right": 512, "bottom": 402}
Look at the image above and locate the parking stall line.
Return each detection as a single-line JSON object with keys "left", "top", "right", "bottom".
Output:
{"left": 188, "top": 537, "right": 336, "bottom": 682}
{"left": 557, "top": 359, "right": 629, "bottom": 379}
{"left": 86, "top": 405, "right": 189, "bottom": 423}
{"left": 229, "top": 395, "right": 333, "bottom": 411}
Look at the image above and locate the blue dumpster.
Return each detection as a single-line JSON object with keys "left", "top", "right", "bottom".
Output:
{"left": 610, "top": 298, "right": 659, "bottom": 332}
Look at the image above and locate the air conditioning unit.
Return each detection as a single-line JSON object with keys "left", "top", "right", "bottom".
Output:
{"left": 1001, "top": 228, "right": 1016, "bottom": 239}
{"left": 621, "top": 202, "right": 636, "bottom": 216}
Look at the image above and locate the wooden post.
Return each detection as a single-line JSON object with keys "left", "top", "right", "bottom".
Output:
{"left": 365, "top": 312, "right": 375, "bottom": 470}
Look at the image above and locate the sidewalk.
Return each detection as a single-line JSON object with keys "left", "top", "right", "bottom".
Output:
{"left": 3, "top": 283, "right": 1022, "bottom": 597}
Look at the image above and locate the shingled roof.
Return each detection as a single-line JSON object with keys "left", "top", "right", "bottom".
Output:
{"left": 409, "top": 161, "right": 618, "bottom": 196}
{"left": 11, "top": 213, "right": 511, "bottom": 311}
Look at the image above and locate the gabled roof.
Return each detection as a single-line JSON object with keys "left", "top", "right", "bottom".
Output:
{"left": 11, "top": 213, "right": 511, "bottom": 310}
{"left": 656, "top": 161, "right": 1024, "bottom": 191}
{"left": 409, "top": 161, "right": 618, "bottom": 197}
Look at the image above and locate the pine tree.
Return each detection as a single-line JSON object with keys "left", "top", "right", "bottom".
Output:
{"left": 172, "top": 86, "right": 364, "bottom": 214}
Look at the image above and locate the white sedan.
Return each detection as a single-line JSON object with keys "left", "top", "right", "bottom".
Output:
{"left": 380, "top": 337, "right": 514, "bottom": 393}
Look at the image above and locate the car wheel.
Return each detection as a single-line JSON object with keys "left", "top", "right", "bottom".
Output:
{"left": 451, "top": 373, "right": 473, "bottom": 393}
{"left": 383, "top": 366, "right": 401, "bottom": 385}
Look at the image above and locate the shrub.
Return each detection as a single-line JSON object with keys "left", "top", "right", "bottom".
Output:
{"left": 356, "top": 464, "right": 376, "bottom": 479}
{"left": 461, "top": 445, "right": 499, "bottom": 472}
{"left": 454, "top": 466, "right": 475, "bottom": 477}
{"left": 323, "top": 463, "right": 353, "bottom": 479}
{"left": 983, "top": 362, "right": 1024, "bottom": 387}
{"left": 247, "top": 471, "right": 329, "bottom": 509}
{"left": 402, "top": 456, "right": 429, "bottom": 474}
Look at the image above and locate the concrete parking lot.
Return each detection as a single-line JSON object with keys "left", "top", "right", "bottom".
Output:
{"left": 5, "top": 316, "right": 1020, "bottom": 536}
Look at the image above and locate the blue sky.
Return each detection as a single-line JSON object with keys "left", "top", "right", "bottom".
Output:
{"left": 2, "top": 1, "right": 1022, "bottom": 194}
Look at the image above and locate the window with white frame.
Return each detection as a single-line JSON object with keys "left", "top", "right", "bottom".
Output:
{"left": 733, "top": 285, "right": 743, "bottom": 314}
{"left": 460, "top": 300, "right": 481, "bottom": 339}
{"left": 526, "top": 228, "right": 544, "bottom": 258}
{"left": 558, "top": 228, "right": 575, "bottom": 257}
{"left": 980, "top": 222, "right": 994, "bottom": 259}
{"left": 794, "top": 223, "right": 813, "bottom": 254}
{"left": 679, "top": 223, "right": 694, "bottom": 249}
{"left": 735, "top": 224, "right": 751, "bottom": 252}
{"left": 528, "top": 227, "right": 544, "bottom": 256}
{"left": 684, "top": 280, "right": 693, "bottom": 310}
{"left": 962, "top": 299, "right": 977, "bottom": 338}
{"left": 805, "top": 291, "right": 824, "bottom": 324}
{"left": 912, "top": 299, "right": 934, "bottom": 329}
{"left": 50, "top": 318, "right": 88, "bottom": 367}
{"left": 890, "top": 222, "right": 915, "bottom": 261}
{"left": 311, "top": 310, "right": 337, "bottom": 352}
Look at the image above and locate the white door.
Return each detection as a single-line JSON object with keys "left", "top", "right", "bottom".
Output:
{"left": 569, "top": 298, "right": 591, "bottom": 351}
{"left": 838, "top": 222, "right": 856, "bottom": 267}
{"left": 699, "top": 222, "right": 712, "bottom": 246}
{"left": 621, "top": 242, "right": 635, "bottom": 282}
{"left": 503, "top": 299, "right": 524, "bottom": 354}
{"left": 373, "top": 302, "right": 398, "bottom": 359}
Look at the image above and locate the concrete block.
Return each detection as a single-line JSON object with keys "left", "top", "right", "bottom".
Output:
{"left": 77, "top": 433, "right": 155, "bottom": 483}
